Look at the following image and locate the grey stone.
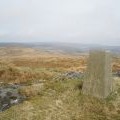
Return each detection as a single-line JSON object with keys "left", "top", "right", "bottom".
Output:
{"left": 117, "top": 71, "right": 120, "bottom": 77}
{"left": 54, "top": 71, "right": 84, "bottom": 81}
{"left": 0, "top": 84, "right": 26, "bottom": 112}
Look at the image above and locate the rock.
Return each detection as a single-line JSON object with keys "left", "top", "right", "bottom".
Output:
{"left": 11, "top": 99, "right": 18, "bottom": 104}
{"left": 64, "top": 71, "right": 83, "bottom": 79}
{"left": 1, "top": 103, "right": 10, "bottom": 111}
{"left": 2, "top": 96, "right": 10, "bottom": 103}
{"left": 117, "top": 71, "right": 120, "bottom": 77}
{"left": 6, "top": 91, "right": 12, "bottom": 96}
{"left": 113, "top": 71, "right": 120, "bottom": 77}
{"left": 0, "top": 84, "right": 26, "bottom": 112}
{"left": 53, "top": 71, "right": 84, "bottom": 81}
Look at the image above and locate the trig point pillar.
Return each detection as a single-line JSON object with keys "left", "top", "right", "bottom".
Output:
{"left": 82, "top": 50, "right": 113, "bottom": 98}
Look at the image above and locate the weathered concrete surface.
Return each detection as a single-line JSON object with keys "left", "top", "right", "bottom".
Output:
{"left": 82, "top": 50, "right": 113, "bottom": 98}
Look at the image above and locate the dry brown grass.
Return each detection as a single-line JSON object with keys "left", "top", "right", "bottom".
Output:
{"left": 0, "top": 61, "right": 41, "bottom": 83}
{"left": 112, "top": 57, "right": 120, "bottom": 72}
{"left": 0, "top": 47, "right": 87, "bottom": 83}
{"left": 19, "top": 83, "right": 44, "bottom": 97}
{"left": 11, "top": 56, "right": 86, "bottom": 71}
{"left": 0, "top": 47, "right": 120, "bottom": 120}
{"left": 0, "top": 47, "right": 120, "bottom": 84}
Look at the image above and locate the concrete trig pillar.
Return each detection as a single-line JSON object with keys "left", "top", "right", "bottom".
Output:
{"left": 82, "top": 50, "right": 113, "bottom": 98}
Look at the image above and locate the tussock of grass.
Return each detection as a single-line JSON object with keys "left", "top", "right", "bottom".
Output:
{"left": 19, "top": 83, "right": 44, "bottom": 97}
{"left": 0, "top": 61, "right": 57, "bottom": 84}
{"left": 0, "top": 63, "right": 38, "bottom": 84}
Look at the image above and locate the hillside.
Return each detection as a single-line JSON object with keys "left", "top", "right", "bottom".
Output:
{"left": 0, "top": 45, "right": 120, "bottom": 120}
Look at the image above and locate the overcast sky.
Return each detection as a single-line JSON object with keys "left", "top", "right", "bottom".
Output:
{"left": 0, "top": 0, "right": 120, "bottom": 45}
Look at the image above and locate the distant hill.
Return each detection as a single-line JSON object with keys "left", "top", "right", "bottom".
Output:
{"left": 0, "top": 42, "right": 120, "bottom": 55}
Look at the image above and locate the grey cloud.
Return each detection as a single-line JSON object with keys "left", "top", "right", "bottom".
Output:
{"left": 0, "top": 0, "right": 120, "bottom": 45}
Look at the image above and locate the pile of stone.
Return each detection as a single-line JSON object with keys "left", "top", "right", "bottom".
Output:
{"left": 116, "top": 71, "right": 120, "bottom": 77}
{"left": 113, "top": 71, "right": 120, "bottom": 77}
{"left": 0, "top": 83, "right": 26, "bottom": 112}
{"left": 53, "top": 71, "right": 84, "bottom": 81}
